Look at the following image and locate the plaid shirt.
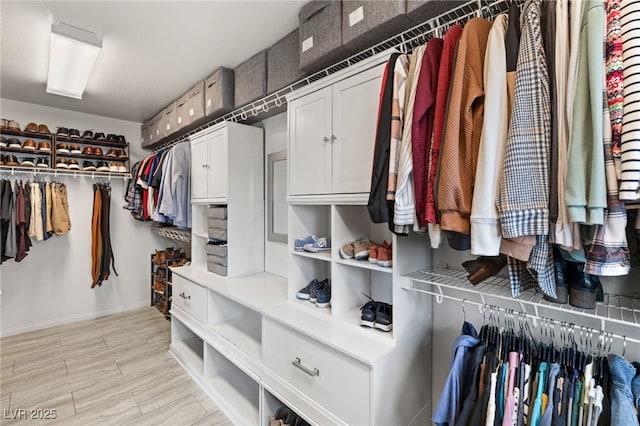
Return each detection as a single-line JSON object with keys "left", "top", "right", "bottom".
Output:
{"left": 124, "top": 161, "right": 144, "bottom": 220}
{"left": 497, "top": 0, "right": 556, "bottom": 297}
{"left": 585, "top": 7, "right": 631, "bottom": 276}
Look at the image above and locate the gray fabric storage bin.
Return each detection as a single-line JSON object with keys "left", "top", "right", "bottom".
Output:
{"left": 141, "top": 120, "right": 152, "bottom": 148}
{"left": 207, "top": 206, "right": 227, "bottom": 220}
{"left": 234, "top": 51, "right": 267, "bottom": 107}
{"left": 268, "top": 29, "right": 306, "bottom": 93}
{"left": 342, "top": 1, "right": 413, "bottom": 53}
{"left": 161, "top": 101, "right": 178, "bottom": 138}
{"left": 148, "top": 112, "right": 163, "bottom": 145}
{"left": 208, "top": 227, "right": 227, "bottom": 241}
{"left": 205, "top": 68, "right": 235, "bottom": 117}
{"left": 206, "top": 244, "right": 228, "bottom": 258}
{"left": 299, "top": 1, "right": 348, "bottom": 73}
{"left": 207, "top": 218, "right": 228, "bottom": 230}
{"left": 207, "top": 253, "right": 228, "bottom": 267}
{"left": 176, "top": 93, "right": 189, "bottom": 130}
{"left": 407, "top": 0, "right": 464, "bottom": 25}
{"left": 185, "top": 81, "right": 205, "bottom": 125}
{"left": 207, "top": 261, "right": 227, "bottom": 276}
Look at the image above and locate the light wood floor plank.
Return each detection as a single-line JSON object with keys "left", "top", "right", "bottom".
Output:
{"left": 1, "top": 307, "right": 230, "bottom": 425}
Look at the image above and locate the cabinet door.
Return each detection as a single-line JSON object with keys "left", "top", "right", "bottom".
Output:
{"left": 288, "top": 86, "right": 333, "bottom": 195}
{"left": 332, "top": 64, "right": 384, "bottom": 193}
{"left": 207, "top": 129, "right": 229, "bottom": 199}
{"left": 191, "top": 136, "right": 209, "bottom": 200}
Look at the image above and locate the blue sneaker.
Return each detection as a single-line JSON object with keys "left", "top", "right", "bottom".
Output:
{"left": 309, "top": 279, "right": 328, "bottom": 303}
{"left": 294, "top": 235, "right": 317, "bottom": 251}
{"left": 315, "top": 281, "right": 331, "bottom": 308}
{"left": 296, "top": 279, "right": 321, "bottom": 300}
{"left": 303, "top": 236, "right": 331, "bottom": 252}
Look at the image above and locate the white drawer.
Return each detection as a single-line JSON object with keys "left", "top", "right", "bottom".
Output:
{"left": 263, "top": 318, "right": 370, "bottom": 425}
{"left": 173, "top": 274, "right": 207, "bottom": 323}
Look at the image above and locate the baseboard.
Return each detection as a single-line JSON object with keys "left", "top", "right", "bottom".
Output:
{"left": 0, "top": 301, "right": 151, "bottom": 338}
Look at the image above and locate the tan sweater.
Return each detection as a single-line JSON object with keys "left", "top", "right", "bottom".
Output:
{"left": 437, "top": 18, "right": 492, "bottom": 234}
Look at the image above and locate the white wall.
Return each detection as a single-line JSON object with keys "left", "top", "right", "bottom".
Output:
{"left": 0, "top": 98, "right": 165, "bottom": 337}
{"left": 255, "top": 112, "right": 288, "bottom": 278}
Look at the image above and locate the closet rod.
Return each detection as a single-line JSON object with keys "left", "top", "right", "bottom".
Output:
{"left": 0, "top": 167, "right": 131, "bottom": 180}
{"left": 410, "top": 285, "right": 640, "bottom": 348}
{"left": 151, "top": 0, "right": 519, "bottom": 152}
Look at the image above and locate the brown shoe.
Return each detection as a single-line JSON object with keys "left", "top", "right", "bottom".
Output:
{"left": 82, "top": 146, "right": 95, "bottom": 156}
{"left": 105, "top": 148, "right": 117, "bottom": 158}
{"left": 70, "top": 144, "right": 81, "bottom": 154}
{"left": 56, "top": 142, "right": 69, "bottom": 153}
{"left": 56, "top": 158, "right": 68, "bottom": 169}
{"left": 0, "top": 136, "right": 6, "bottom": 147}
{"left": 117, "top": 149, "right": 127, "bottom": 159}
{"left": 24, "top": 122, "right": 38, "bottom": 132}
{"left": 67, "top": 159, "right": 80, "bottom": 170}
{"left": 22, "top": 139, "right": 37, "bottom": 150}
{"left": 466, "top": 255, "right": 507, "bottom": 285}
{"left": 153, "top": 250, "right": 166, "bottom": 265}
{"left": 0, "top": 119, "right": 7, "bottom": 130}
{"left": 38, "top": 124, "right": 51, "bottom": 134}
{"left": 5, "top": 155, "right": 19, "bottom": 166}
{"left": 7, "top": 120, "right": 20, "bottom": 131}
{"left": 376, "top": 243, "right": 392, "bottom": 267}
{"left": 37, "top": 141, "right": 51, "bottom": 151}
{"left": 93, "top": 147, "right": 104, "bottom": 156}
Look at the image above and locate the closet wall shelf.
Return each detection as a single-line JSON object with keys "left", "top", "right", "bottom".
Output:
{"left": 151, "top": 226, "right": 192, "bottom": 243}
{"left": 403, "top": 267, "right": 640, "bottom": 333}
{"left": 150, "top": 0, "right": 514, "bottom": 153}
{"left": 0, "top": 166, "right": 131, "bottom": 179}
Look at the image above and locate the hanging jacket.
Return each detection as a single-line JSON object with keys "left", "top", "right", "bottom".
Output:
{"left": 566, "top": 0, "right": 607, "bottom": 225}
{"left": 412, "top": 38, "right": 443, "bottom": 231}
{"left": 497, "top": 0, "right": 556, "bottom": 298}
{"left": 619, "top": 0, "right": 640, "bottom": 200}
{"left": 426, "top": 24, "right": 463, "bottom": 248}
{"left": 368, "top": 54, "right": 399, "bottom": 224}
{"left": 437, "top": 17, "right": 492, "bottom": 236}
{"left": 470, "top": 13, "right": 509, "bottom": 256}
{"left": 394, "top": 46, "right": 426, "bottom": 233}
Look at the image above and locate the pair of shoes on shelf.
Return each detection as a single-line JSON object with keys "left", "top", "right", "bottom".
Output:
{"left": 296, "top": 278, "right": 331, "bottom": 308}
{"left": 542, "top": 249, "right": 604, "bottom": 309}
{"left": 359, "top": 297, "right": 392, "bottom": 332}
{"left": 340, "top": 239, "right": 393, "bottom": 267}
{"left": 294, "top": 235, "right": 331, "bottom": 253}
{"left": 271, "top": 406, "right": 310, "bottom": 426}
{"left": 462, "top": 255, "right": 507, "bottom": 285}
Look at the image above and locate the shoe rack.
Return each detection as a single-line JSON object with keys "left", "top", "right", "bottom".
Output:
{"left": 288, "top": 203, "right": 394, "bottom": 341}
{"left": 150, "top": 250, "right": 188, "bottom": 319}
{"left": 1, "top": 127, "right": 130, "bottom": 175}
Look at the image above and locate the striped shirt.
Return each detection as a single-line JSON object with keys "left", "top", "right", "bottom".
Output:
{"left": 619, "top": 0, "right": 640, "bottom": 200}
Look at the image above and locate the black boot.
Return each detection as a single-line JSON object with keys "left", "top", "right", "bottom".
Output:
{"left": 568, "top": 262, "right": 598, "bottom": 309}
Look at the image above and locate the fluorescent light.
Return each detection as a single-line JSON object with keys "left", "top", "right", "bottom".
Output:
{"left": 46, "top": 23, "right": 102, "bottom": 99}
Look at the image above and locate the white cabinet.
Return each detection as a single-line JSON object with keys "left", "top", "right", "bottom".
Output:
{"left": 191, "top": 121, "right": 262, "bottom": 203}
{"left": 288, "top": 63, "right": 384, "bottom": 197}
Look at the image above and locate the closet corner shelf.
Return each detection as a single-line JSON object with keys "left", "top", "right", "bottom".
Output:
{"left": 151, "top": 226, "right": 192, "bottom": 243}
{"left": 403, "top": 267, "right": 640, "bottom": 330}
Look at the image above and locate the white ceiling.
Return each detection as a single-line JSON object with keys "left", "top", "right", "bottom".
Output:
{"left": 0, "top": 1, "right": 306, "bottom": 123}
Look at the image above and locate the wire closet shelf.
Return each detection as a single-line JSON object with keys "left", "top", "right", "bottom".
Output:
{"left": 0, "top": 167, "right": 132, "bottom": 180}
{"left": 404, "top": 267, "right": 640, "bottom": 345}
{"left": 152, "top": 0, "right": 515, "bottom": 152}
{"left": 151, "top": 227, "right": 192, "bottom": 243}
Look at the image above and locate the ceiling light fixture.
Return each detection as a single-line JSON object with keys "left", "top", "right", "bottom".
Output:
{"left": 46, "top": 23, "right": 102, "bottom": 99}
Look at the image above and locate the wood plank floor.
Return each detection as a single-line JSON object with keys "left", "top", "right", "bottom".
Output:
{"left": 0, "top": 307, "right": 232, "bottom": 426}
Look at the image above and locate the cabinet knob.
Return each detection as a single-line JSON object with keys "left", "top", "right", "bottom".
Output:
{"left": 330, "top": 134, "right": 337, "bottom": 141}
{"left": 202, "top": 164, "right": 206, "bottom": 168}
{"left": 322, "top": 136, "right": 330, "bottom": 143}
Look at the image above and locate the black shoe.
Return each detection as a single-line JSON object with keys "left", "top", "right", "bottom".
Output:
{"left": 82, "top": 161, "right": 96, "bottom": 171}
{"left": 568, "top": 262, "right": 599, "bottom": 309}
{"left": 96, "top": 161, "right": 109, "bottom": 172}
{"left": 93, "top": 132, "right": 106, "bottom": 141}
{"left": 116, "top": 135, "right": 127, "bottom": 145}
{"left": 359, "top": 300, "right": 377, "bottom": 328}
{"left": 20, "top": 157, "right": 35, "bottom": 167}
{"left": 374, "top": 302, "right": 393, "bottom": 332}
{"left": 273, "top": 407, "right": 291, "bottom": 421}
{"left": 36, "top": 158, "right": 50, "bottom": 168}
{"left": 81, "top": 130, "right": 94, "bottom": 139}
{"left": 106, "top": 133, "right": 118, "bottom": 142}
{"left": 69, "top": 128, "right": 80, "bottom": 138}
{"left": 544, "top": 248, "right": 569, "bottom": 304}
{"left": 56, "top": 127, "right": 69, "bottom": 137}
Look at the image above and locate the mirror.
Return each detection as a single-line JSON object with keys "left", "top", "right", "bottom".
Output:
{"left": 267, "top": 151, "right": 288, "bottom": 243}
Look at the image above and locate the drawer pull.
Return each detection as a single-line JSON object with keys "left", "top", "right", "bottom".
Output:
{"left": 179, "top": 292, "right": 191, "bottom": 300}
{"left": 292, "top": 357, "right": 319, "bottom": 377}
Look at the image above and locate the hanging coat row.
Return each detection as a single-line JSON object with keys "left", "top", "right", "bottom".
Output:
{"left": 368, "top": 0, "right": 640, "bottom": 302}
{"left": 0, "top": 178, "right": 71, "bottom": 264}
